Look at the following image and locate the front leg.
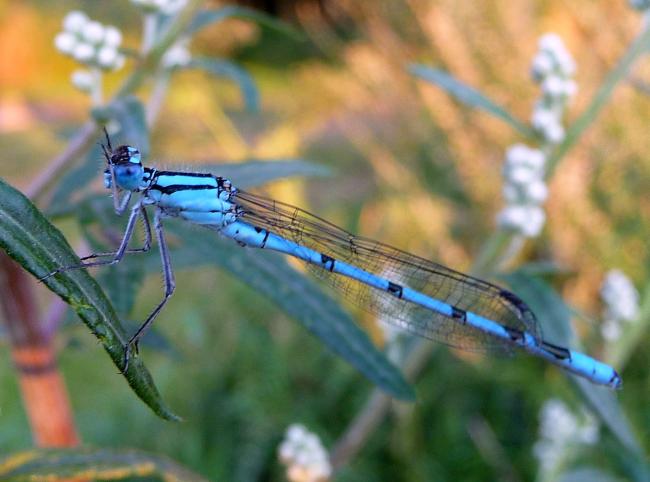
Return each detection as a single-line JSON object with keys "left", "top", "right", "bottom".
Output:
{"left": 41, "top": 201, "right": 144, "bottom": 281}
{"left": 78, "top": 206, "right": 152, "bottom": 262}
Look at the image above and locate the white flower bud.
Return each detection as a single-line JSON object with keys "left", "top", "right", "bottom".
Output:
{"left": 525, "top": 180, "right": 548, "bottom": 203}
{"left": 505, "top": 144, "right": 546, "bottom": 170}
{"left": 82, "top": 20, "right": 105, "bottom": 44}
{"left": 601, "top": 319, "right": 622, "bottom": 341}
{"left": 542, "top": 76, "right": 566, "bottom": 98}
{"left": 162, "top": 43, "right": 191, "bottom": 68}
{"left": 63, "top": 10, "right": 88, "bottom": 33}
{"left": 278, "top": 441, "right": 296, "bottom": 463}
{"left": 544, "top": 122, "right": 565, "bottom": 144}
{"left": 497, "top": 205, "right": 545, "bottom": 237}
{"left": 70, "top": 69, "right": 95, "bottom": 92}
{"left": 507, "top": 166, "right": 539, "bottom": 185}
{"left": 531, "top": 52, "right": 553, "bottom": 81}
{"left": 287, "top": 424, "right": 307, "bottom": 442}
{"left": 278, "top": 424, "right": 331, "bottom": 482}
{"left": 601, "top": 270, "right": 640, "bottom": 322}
{"left": 97, "top": 46, "right": 118, "bottom": 68}
{"left": 54, "top": 32, "right": 77, "bottom": 54}
{"left": 72, "top": 42, "right": 95, "bottom": 62}
{"left": 103, "top": 26, "right": 122, "bottom": 47}
{"left": 562, "top": 79, "right": 578, "bottom": 98}
{"left": 555, "top": 49, "right": 576, "bottom": 76}
{"left": 531, "top": 107, "right": 565, "bottom": 143}
{"left": 538, "top": 33, "right": 564, "bottom": 54}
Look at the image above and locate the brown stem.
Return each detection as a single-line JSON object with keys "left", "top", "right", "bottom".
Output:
{"left": 0, "top": 253, "right": 79, "bottom": 447}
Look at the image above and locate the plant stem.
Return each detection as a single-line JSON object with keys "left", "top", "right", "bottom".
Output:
{"left": 0, "top": 253, "right": 79, "bottom": 447}
{"left": 90, "top": 67, "right": 104, "bottom": 107}
{"left": 142, "top": 13, "right": 158, "bottom": 54}
{"left": 146, "top": 70, "right": 171, "bottom": 127}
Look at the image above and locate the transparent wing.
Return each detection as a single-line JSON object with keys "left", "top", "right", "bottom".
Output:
{"left": 234, "top": 190, "right": 542, "bottom": 352}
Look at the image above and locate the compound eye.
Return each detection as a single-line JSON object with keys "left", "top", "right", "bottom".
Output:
{"left": 127, "top": 146, "right": 141, "bottom": 164}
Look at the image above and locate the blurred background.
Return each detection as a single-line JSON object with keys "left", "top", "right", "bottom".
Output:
{"left": 0, "top": 1, "right": 648, "bottom": 481}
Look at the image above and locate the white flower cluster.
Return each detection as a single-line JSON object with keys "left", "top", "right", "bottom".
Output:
{"left": 54, "top": 11, "right": 125, "bottom": 71}
{"left": 131, "top": 0, "right": 188, "bottom": 15}
{"left": 496, "top": 144, "right": 548, "bottom": 237}
{"left": 278, "top": 424, "right": 332, "bottom": 482}
{"left": 600, "top": 269, "right": 640, "bottom": 341}
{"left": 162, "top": 39, "right": 191, "bottom": 69}
{"left": 530, "top": 33, "right": 577, "bottom": 144}
{"left": 629, "top": 0, "right": 650, "bottom": 11}
{"left": 533, "top": 399, "right": 599, "bottom": 475}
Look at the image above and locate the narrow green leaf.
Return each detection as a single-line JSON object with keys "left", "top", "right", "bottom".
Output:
{"left": 409, "top": 64, "right": 535, "bottom": 137}
{"left": 574, "top": 378, "right": 642, "bottom": 456}
{"left": 0, "top": 178, "right": 178, "bottom": 421}
{"left": 187, "top": 57, "right": 260, "bottom": 111}
{"left": 146, "top": 222, "right": 416, "bottom": 401}
{"left": 164, "top": 160, "right": 330, "bottom": 188}
{"left": 187, "top": 5, "right": 303, "bottom": 40}
{"left": 501, "top": 271, "right": 641, "bottom": 454}
{"left": 0, "top": 448, "right": 207, "bottom": 481}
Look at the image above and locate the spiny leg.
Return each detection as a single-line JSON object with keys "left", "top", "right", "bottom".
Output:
{"left": 40, "top": 201, "right": 144, "bottom": 281}
{"left": 122, "top": 208, "right": 175, "bottom": 372}
{"left": 114, "top": 190, "right": 132, "bottom": 216}
{"left": 78, "top": 206, "right": 152, "bottom": 262}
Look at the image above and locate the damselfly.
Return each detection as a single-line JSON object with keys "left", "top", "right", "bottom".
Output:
{"left": 44, "top": 131, "right": 622, "bottom": 389}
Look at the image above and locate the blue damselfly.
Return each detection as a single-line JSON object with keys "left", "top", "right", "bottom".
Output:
{"left": 44, "top": 131, "right": 622, "bottom": 389}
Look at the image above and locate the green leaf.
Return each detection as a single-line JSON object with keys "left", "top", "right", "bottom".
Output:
{"left": 187, "top": 5, "right": 303, "bottom": 40}
{"left": 574, "top": 377, "right": 642, "bottom": 456}
{"left": 146, "top": 222, "right": 416, "bottom": 401}
{"left": 0, "top": 178, "right": 178, "bottom": 421}
{"left": 187, "top": 57, "right": 260, "bottom": 112}
{"left": 168, "top": 159, "right": 330, "bottom": 188}
{"left": 501, "top": 270, "right": 641, "bottom": 454}
{"left": 0, "top": 448, "right": 207, "bottom": 481}
{"left": 409, "top": 64, "right": 535, "bottom": 138}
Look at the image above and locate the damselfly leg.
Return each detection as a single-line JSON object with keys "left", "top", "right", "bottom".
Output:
{"left": 40, "top": 202, "right": 150, "bottom": 280}
{"left": 122, "top": 208, "right": 175, "bottom": 372}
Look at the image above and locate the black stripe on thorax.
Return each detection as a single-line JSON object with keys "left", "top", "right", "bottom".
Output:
{"left": 154, "top": 170, "right": 215, "bottom": 178}
{"left": 150, "top": 184, "right": 218, "bottom": 195}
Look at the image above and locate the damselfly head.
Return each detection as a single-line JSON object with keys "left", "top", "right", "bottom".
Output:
{"left": 102, "top": 142, "right": 145, "bottom": 192}
{"left": 100, "top": 127, "right": 144, "bottom": 191}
